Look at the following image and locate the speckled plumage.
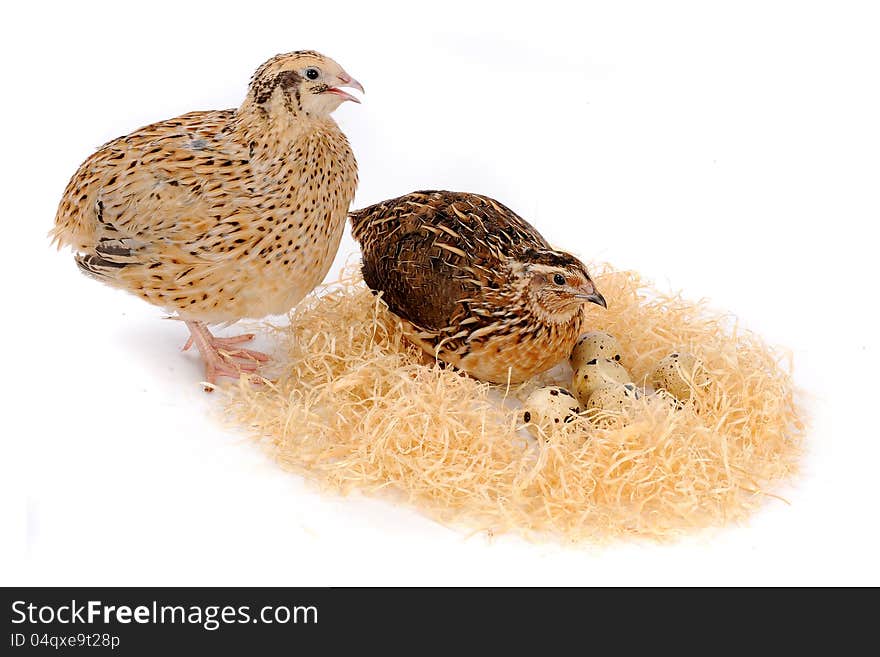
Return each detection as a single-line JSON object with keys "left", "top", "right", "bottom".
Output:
{"left": 350, "top": 190, "right": 607, "bottom": 383}
{"left": 51, "top": 51, "right": 361, "bottom": 383}
{"left": 53, "top": 51, "right": 358, "bottom": 324}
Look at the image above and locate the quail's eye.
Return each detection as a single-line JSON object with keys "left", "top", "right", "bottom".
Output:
{"left": 304, "top": 67, "right": 320, "bottom": 80}
{"left": 553, "top": 273, "right": 566, "bottom": 286}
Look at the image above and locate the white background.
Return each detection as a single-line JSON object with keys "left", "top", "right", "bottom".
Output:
{"left": 2, "top": 0, "right": 878, "bottom": 586}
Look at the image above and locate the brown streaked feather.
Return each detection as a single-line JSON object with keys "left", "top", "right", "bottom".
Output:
{"left": 351, "top": 190, "right": 547, "bottom": 336}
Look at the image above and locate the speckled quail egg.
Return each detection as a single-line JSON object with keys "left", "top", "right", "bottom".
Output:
{"left": 522, "top": 386, "right": 582, "bottom": 433}
{"left": 587, "top": 382, "right": 643, "bottom": 412}
{"left": 650, "top": 351, "right": 709, "bottom": 401}
{"left": 570, "top": 331, "right": 623, "bottom": 371}
{"left": 572, "top": 358, "right": 632, "bottom": 406}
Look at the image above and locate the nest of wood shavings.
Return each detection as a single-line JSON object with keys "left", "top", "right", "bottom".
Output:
{"left": 223, "top": 264, "right": 805, "bottom": 543}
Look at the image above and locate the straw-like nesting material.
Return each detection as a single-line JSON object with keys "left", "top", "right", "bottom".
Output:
{"left": 223, "top": 264, "right": 805, "bottom": 542}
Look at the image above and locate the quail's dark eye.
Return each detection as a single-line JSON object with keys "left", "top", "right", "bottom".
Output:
{"left": 304, "top": 67, "right": 320, "bottom": 80}
{"left": 553, "top": 273, "right": 566, "bottom": 286}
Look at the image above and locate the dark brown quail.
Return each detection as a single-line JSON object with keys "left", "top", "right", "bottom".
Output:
{"left": 350, "top": 190, "right": 607, "bottom": 383}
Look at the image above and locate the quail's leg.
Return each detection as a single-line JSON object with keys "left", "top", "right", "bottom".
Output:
{"left": 183, "top": 321, "right": 269, "bottom": 388}
{"left": 181, "top": 332, "right": 256, "bottom": 352}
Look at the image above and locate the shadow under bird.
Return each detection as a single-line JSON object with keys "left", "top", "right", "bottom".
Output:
{"left": 51, "top": 50, "right": 363, "bottom": 387}
{"left": 350, "top": 190, "right": 607, "bottom": 383}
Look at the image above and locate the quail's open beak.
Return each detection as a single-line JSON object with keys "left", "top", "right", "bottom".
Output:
{"left": 324, "top": 72, "right": 365, "bottom": 104}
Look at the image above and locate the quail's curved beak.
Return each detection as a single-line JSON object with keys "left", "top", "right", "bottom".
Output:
{"left": 576, "top": 281, "right": 607, "bottom": 309}
{"left": 324, "top": 72, "right": 365, "bottom": 104}
{"left": 585, "top": 291, "right": 607, "bottom": 308}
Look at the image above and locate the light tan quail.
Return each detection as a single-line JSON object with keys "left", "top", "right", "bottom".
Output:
{"left": 350, "top": 190, "right": 607, "bottom": 383}
{"left": 51, "top": 51, "right": 362, "bottom": 386}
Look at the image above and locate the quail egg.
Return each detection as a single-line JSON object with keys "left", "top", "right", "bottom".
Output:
{"left": 522, "top": 386, "right": 582, "bottom": 434}
{"left": 572, "top": 357, "right": 632, "bottom": 406}
{"left": 587, "top": 382, "right": 643, "bottom": 412}
{"left": 569, "top": 331, "right": 623, "bottom": 371}
{"left": 650, "top": 351, "right": 709, "bottom": 401}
